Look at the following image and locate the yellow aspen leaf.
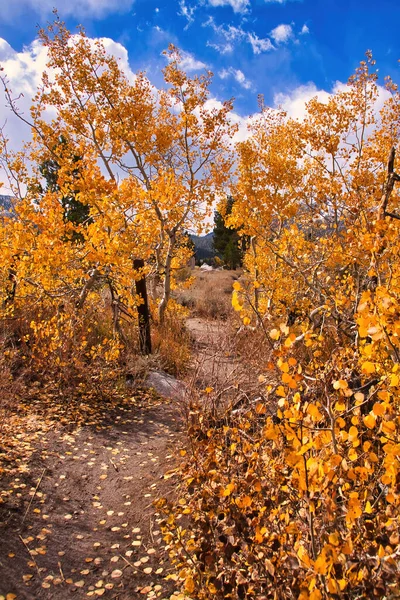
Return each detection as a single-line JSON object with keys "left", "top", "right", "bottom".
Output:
{"left": 297, "top": 545, "right": 311, "bottom": 567}
{"left": 242, "top": 317, "right": 251, "bottom": 326}
{"left": 253, "top": 480, "right": 262, "bottom": 492}
{"left": 348, "top": 426, "right": 358, "bottom": 441}
{"left": 232, "top": 281, "right": 242, "bottom": 291}
{"left": 276, "top": 386, "right": 286, "bottom": 397}
{"left": 222, "top": 482, "right": 235, "bottom": 497}
{"left": 363, "top": 414, "right": 376, "bottom": 429}
{"left": 342, "top": 539, "right": 353, "bottom": 554}
{"left": 361, "top": 361, "right": 375, "bottom": 374}
{"left": 327, "top": 579, "right": 339, "bottom": 594}
{"left": 254, "top": 528, "right": 264, "bottom": 543}
{"left": 264, "top": 426, "right": 278, "bottom": 440}
{"left": 232, "top": 291, "right": 243, "bottom": 312}
{"left": 235, "top": 495, "right": 252, "bottom": 509}
{"left": 365, "top": 501, "right": 373, "bottom": 514}
{"left": 372, "top": 402, "right": 386, "bottom": 416}
{"left": 348, "top": 448, "right": 358, "bottom": 461}
{"left": 184, "top": 577, "right": 195, "bottom": 593}
{"left": 307, "top": 404, "right": 322, "bottom": 420}
{"left": 389, "top": 373, "right": 399, "bottom": 386}
{"left": 269, "top": 328, "right": 280, "bottom": 340}
{"left": 329, "top": 532, "right": 340, "bottom": 546}
{"left": 333, "top": 379, "right": 348, "bottom": 390}
{"left": 284, "top": 333, "right": 296, "bottom": 348}
{"left": 381, "top": 420, "right": 395, "bottom": 435}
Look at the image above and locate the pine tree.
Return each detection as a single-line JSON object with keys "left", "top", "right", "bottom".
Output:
{"left": 213, "top": 196, "right": 244, "bottom": 269}
{"left": 39, "top": 136, "right": 91, "bottom": 239}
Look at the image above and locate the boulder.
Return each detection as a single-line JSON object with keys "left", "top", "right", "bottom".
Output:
{"left": 144, "top": 370, "right": 187, "bottom": 401}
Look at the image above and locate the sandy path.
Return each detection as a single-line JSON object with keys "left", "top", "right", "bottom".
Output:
{"left": 186, "top": 317, "right": 258, "bottom": 395}
{"left": 0, "top": 395, "right": 182, "bottom": 600}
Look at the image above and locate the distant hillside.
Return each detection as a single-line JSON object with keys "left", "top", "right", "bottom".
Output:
{"left": 0, "top": 195, "right": 13, "bottom": 209}
{"left": 190, "top": 232, "right": 216, "bottom": 262}
{"left": 0, "top": 195, "right": 14, "bottom": 217}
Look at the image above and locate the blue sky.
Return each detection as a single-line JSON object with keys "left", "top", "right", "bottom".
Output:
{"left": 0, "top": 0, "right": 399, "bottom": 127}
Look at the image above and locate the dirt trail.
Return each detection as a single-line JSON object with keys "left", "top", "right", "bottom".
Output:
{"left": 0, "top": 313, "right": 256, "bottom": 600}
{"left": 186, "top": 317, "right": 257, "bottom": 400}
{"left": 0, "top": 395, "right": 182, "bottom": 600}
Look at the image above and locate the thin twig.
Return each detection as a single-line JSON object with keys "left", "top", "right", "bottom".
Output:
{"left": 119, "top": 554, "right": 136, "bottom": 570}
{"left": 58, "top": 561, "right": 65, "bottom": 582}
{"left": 149, "top": 517, "right": 154, "bottom": 544}
{"left": 21, "top": 468, "right": 46, "bottom": 526}
{"left": 19, "top": 535, "right": 41, "bottom": 577}
{"left": 109, "top": 458, "right": 119, "bottom": 472}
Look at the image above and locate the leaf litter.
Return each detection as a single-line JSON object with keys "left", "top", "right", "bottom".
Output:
{"left": 0, "top": 387, "right": 182, "bottom": 599}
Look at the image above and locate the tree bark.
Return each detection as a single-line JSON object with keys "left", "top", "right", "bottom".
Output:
{"left": 251, "top": 236, "right": 260, "bottom": 312}
{"left": 133, "top": 259, "right": 152, "bottom": 355}
{"left": 75, "top": 267, "right": 100, "bottom": 310}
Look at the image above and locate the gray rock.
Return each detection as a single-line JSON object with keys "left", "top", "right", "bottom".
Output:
{"left": 144, "top": 370, "right": 187, "bottom": 401}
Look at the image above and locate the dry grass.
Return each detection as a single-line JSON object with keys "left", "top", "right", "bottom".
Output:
{"left": 175, "top": 267, "right": 241, "bottom": 320}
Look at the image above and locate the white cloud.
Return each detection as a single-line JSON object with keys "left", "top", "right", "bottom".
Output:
{"left": 178, "top": 0, "right": 196, "bottom": 29}
{"left": 0, "top": 39, "right": 49, "bottom": 190}
{"left": 171, "top": 50, "right": 207, "bottom": 72}
{"left": 0, "top": 35, "right": 136, "bottom": 189}
{"left": 270, "top": 24, "right": 293, "bottom": 44}
{"left": 204, "top": 17, "right": 246, "bottom": 43}
{"left": 300, "top": 24, "right": 310, "bottom": 35}
{"left": 274, "top": 83, "right": 331, "bottom": 120}
{"left": 273, "top": 80, "right": 391, "bottom": 123}
{"left": 207, "top": 41, "right": 234, "bottom": 54}
{"left": 203, "top": 17, "right": 247, "bottom": 54}
{"left": 219, "top": 67, "right": 252, "bottom": 90}
{"left": 204, "top": 18, "right": 274, "bottom": 55}
{"left": 247, "top": 33, "right": 274, "bottom": 54}
{"left": 0, "top": 0, "right": 134, "bottom": 21}
{"left": 207, "top": 0, "right": 250, "bottom": 13}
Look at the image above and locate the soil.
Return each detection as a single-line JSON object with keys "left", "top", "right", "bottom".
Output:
{"left": 0, "top": 312, "right": 257, "bottom": 600}
{"left": 0, "top": 393, "right": 183, "bottom": 600}
{"left": 186, "top": 317, "right": 262, "bottom": 407}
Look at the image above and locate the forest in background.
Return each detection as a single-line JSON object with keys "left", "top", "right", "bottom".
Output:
{"left": 1, "top": 19, "right": 400, "bottom": 599}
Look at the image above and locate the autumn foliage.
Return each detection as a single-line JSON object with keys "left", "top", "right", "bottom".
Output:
{"left": 0, "top": 18, "right": 235, "bottom": 388}
{"left": 158, "top": 55, "right": 400, "bottom": 599}
{"left": 1, "top": 23, "right": 400, "bottom": 599}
